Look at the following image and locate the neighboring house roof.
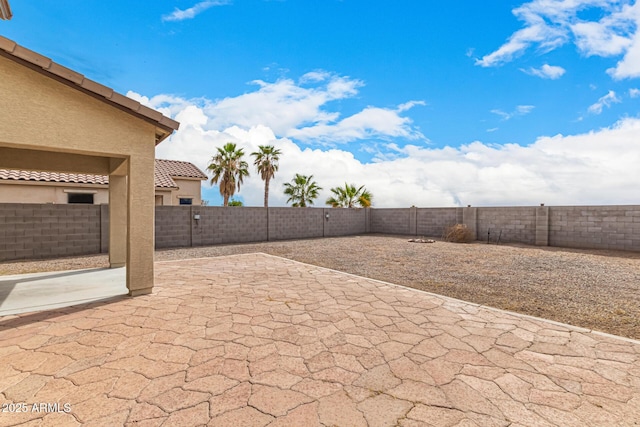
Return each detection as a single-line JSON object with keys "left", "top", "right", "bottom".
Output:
{"left": 0, "top": 169, "right": 109, "bottom": 185}
{"left": 154, "top": 159, "right": 209, "bottom": 188}
{"left": 0, "top": 35, "right": 179, "bottom": 142}
{"left": 0, "top": 159, "right": 207, "bottom": 189}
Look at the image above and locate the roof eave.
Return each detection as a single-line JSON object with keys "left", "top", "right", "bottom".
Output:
{"left": 171, "top": 175, "right": 208, "bottom": 181}
{"left": 0, "top": 0, "right": 12, "bottom": 20}
{"left": 155, "top": 127, "right": 176, "bottom": 145}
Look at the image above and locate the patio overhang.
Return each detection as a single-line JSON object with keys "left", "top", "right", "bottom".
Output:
{"left": 0, "top": 35, "right": 179, "bottom": 296}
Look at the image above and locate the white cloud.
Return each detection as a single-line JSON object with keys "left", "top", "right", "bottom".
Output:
{"left": 131, "top": 73, "right": 423, "bottom": 145}
{"left": 477, "top": 22, "right": 567, "bottom": 67}
{"left": 572, "top": 20, "right": 633, "bottom": 57}
{"left": 630, "top": 88, "right": 640, "bottom": 97}
{"left": 477, "top": 0, "right": 640, "bottom": 79}
{"left": 397, "top": 100, "right": 427, "bottom": 113}
{"left": 136, "top": 87, "right": 640, "bottom": 208}
{"left": 516, "top": 105, "right": 535, "bottom": 115}
{"left": 287, "top": 105, "right": 424, "bottom": 144}
{"left": 491, "top": 105, "right": 535, "bottom": 120}
{"left": 522, "top": 63, "right": 566, "bottom": 79}
{"left": 162, "top": 0, "right": 231, "bottom": 22}
{"left": 203, "top": 75, "right": 361, "bottom": 135}
{"left": 587, "top": 90, "right": 621, "bottom": 114}
{"left": 299, "top": 71, "right": 331, "bottom": 83}
{"left": 608, "top": 22, "right": 640, "bottom": 79}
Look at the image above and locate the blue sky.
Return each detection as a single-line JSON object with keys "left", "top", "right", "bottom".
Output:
{"left": 2, "top": 0, "right": 640, "bottom": 207}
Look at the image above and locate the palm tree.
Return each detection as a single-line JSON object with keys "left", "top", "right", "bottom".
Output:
{"left": 251, "top": 145, "right": 282, "bottom": 208}
{"left": 207, "top": 142, "right": 250, "bottom": 207}
{"left": 326, "top": 183, "right": 372, "bottom": 208}
{"left": 283, "top": 174, "right": 322, "bottom": 207}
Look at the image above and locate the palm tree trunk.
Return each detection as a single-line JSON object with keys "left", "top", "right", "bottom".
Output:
{"left": 223, "top": 194, "right": 229, "bottom": 206}
{"left": 264, "top": 177, "right": 270, "bottom": 208}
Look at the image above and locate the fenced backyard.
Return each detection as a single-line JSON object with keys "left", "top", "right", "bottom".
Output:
{"left": 0, "top": 204, "right": 638, "bottom": 262}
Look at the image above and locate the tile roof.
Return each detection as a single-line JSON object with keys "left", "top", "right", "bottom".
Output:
{"left": 0, "top": 35, "right": 179, "bottom": 141}
{"left": 154, "top": 159, "right": 208, "bottom": 189}
{"left": 156, "top": 159, "right": 208, "bottom": 180}
{"left": 0, "top": 159, "right": 207, "bottom": 189}
{"left": 0, "top": 169, "right": 109, "bottom": 185}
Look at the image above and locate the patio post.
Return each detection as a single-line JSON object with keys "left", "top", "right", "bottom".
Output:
{"left": 126, "top": 153, "right": 155, "bottom": 296}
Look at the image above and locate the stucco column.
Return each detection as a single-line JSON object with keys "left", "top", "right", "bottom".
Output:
{"left": 126, "top": 154, "right": 155, "bottom": 296}
{"left": 108, "top": 174, "right": 127, "bottom": 268}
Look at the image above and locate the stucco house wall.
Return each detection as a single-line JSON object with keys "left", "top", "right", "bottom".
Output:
{"left": 0, "top": 179, "right": 202, "bottom": 205}
{"left": 171, "top": 177, "right": 204, "bottom": 206}
{"left": 0, "top": 182, "right": 110, "bottom": 204}
{"left": 0, "top": 160, "right": 206, "bottom": 205}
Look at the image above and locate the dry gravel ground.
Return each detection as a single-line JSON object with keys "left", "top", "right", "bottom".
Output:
{"left": 1, "top": 234, "right": 639, "bottom": 340}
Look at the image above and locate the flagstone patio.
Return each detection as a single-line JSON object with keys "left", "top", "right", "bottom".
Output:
{"left": 0, "top": 253, "right": 639, "bottom": 426}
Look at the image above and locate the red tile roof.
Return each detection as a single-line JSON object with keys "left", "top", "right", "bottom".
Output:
{"left": 0, "top": 169, "right": 109, "bottom": 185}
{"left": 0, "top": 159, "right": 207, "bottom": 189}
{"left": 154, "top": 159, "right": 208, "bottom": 188}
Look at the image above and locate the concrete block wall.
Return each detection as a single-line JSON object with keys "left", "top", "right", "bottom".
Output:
{"left": 152, "top": 207, "right": 369, "bottom": 248}
{"left": 267, "top": 208, "right": 322, "bottom": 241}
{"left": 549, "top": 205, "right": 640, "bottom": 251}
{"left": 463, "top": 207, "right": 478, "bottom": 238}
{"left": 194, "top": 207, "right": 268, "bottom": 245}
{"left": 324, "top": 208, "right": 367, "bottom": 237}
{"left": 0, "top": 203, "right": 102, "bottom": 261}
{"left": 189, "top": 206, "right": 212, "bottom": 246}
{"left": 155, "top": 206, "right": 191, "bottom": 249}
{"left": 535, "top": 206, "right": 549, "bottom": 246}
{"left": 416, "top": 207, "right": 460, "bottom": 237}
{"left": 2, "top": 204, "right": 640, "bottom": 261}
{"left": 476, "top": 207, "right": 537, "bottom": 244}
{"left": 370, "top": 209, "right": 412, "bottom": 235}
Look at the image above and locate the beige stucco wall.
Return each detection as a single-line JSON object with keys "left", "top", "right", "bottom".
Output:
{"left": 154, "top": 179, "right": 204, "bottom": 206}
{"left": 0, "top": 56, "right": 156, "bottom": 163}
{"left": 0, "top": 181, "right": 109, "bottom": 204}
{"left": 0, "top": 54, "right": 158, "bottom": 295}
{"left": 155, "top": 190, "right": 171, "bottom": 206}
{"left": 0, "top": 180, "right": 202, "bottom": 206}
{"left": 171, "top": 178, "right": 203, "bottom": 205}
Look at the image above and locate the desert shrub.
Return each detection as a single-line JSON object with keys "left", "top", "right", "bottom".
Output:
{"left": 442, "top": 224, "right": 475, "bottom": 243}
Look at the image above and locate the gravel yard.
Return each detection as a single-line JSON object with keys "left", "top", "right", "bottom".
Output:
{"left": 1, "top": 234, "right": 639, "bottom": 340}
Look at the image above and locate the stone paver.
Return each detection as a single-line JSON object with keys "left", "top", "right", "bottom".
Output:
{"left": 0, "top": 253, "right": 639, "bottom": 426}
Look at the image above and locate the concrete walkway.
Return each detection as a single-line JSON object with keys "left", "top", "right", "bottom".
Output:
{"left": 0, "top": 253, "right": 638, "bottom": 426}
{"left": 0, "top": 267, "right": 127, "bottom": 316}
